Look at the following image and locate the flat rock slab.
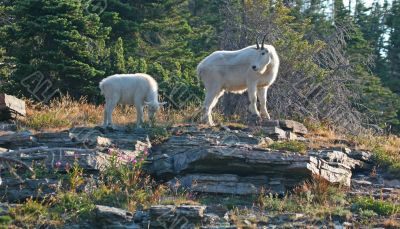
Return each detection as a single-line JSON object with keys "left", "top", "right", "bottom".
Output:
{"left": 94, "top": 205, "right": 139, "bottom": 228}
{"left": 0, "top": 94, "right": 26, "bottom": 120}
{"left": 148, "top": 205, "right": 206, "bottom": 228}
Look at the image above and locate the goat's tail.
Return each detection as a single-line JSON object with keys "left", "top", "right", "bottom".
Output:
{"left": 196, "top": 64, "right": 204, "bottom": 81}
{"left": 99, "top": 79, "right": 105, "bottom": 95}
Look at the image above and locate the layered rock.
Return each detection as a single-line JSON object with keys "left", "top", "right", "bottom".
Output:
{"left": 260, "top": 120, "right": 308, "bottom": 140}
{"left": 146, "top": 123, "right": 365, "bottom": 194}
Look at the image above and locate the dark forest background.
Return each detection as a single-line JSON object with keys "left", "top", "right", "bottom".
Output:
{"left": 0, "top": 0, "right": 399, "bottom": 133}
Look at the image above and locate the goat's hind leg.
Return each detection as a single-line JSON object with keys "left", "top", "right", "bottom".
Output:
{"left": 103, "top": 97, "right": 118, "bottom": 128}
{"left": 202, "top": 88, "right": 223, "bottom": 126}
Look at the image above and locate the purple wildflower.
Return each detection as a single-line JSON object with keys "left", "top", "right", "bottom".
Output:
{"left": 65, "top": 162, "right": 71, "bottom": 172}
{"left": 55, "top": 161, "right": 62, "bottom": 168}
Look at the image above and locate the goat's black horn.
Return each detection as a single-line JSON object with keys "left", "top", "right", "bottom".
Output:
{"left": 261, "top": 34, "right": 267, "bottom": 49}
{"left": 256, "top": 37, "right": 260, "bottom": 49}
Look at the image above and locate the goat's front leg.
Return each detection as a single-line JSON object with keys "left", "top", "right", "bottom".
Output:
{"left": 247, "top": 82, "right": 260, "bottom": 117}
{"left": 202, "top": 87, "right": 223, "bottom": 126}
{"left": 257, "top": 86, "right": 271, "bottom": 119}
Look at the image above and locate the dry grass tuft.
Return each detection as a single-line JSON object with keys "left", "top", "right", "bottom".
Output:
{"left": 19, "top": 96, "right": 400, "bottom": 174}
{"left": 383, "top": 218, "right": 400, "bottom": 228}
{"left": 20, "top": 95, "right": 201, "bottom": 131}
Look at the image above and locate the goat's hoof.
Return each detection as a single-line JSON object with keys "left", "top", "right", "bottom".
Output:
{"left": 102, "top": 125, "right": 115, "bottom": 131}
{"left": 261, "top": 114, "right": 271, "bottom": 120}
{"left": 207, "top": 121, "right": 216, "bottom": 127}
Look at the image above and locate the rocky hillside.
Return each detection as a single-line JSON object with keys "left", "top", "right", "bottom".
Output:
{"left": 0, "top": 120, "right": 399, "bottom": 228}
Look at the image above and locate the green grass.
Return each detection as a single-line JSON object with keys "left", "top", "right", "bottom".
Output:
{"left": 25, "top": 112, "right": 71, "bottom": 130}
{"left": 269, "top": 141, "right": 308, "bottom": 154}
{"left": 9, "top": 198, "right": 62, "bottom": 227}
{"left": 353, "top": 197, "right": 400, "bottom": 216}
{"left": 373, "top": 147, "right": 400, "bottom": 176}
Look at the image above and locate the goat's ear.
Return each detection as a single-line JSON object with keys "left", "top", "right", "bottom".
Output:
{"left": 159, "top": 102, "right": 167, "bottom": 106}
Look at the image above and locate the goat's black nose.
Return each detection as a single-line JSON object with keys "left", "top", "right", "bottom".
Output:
{"left": 252, "top": 65, "right": 257, "bottom": 70}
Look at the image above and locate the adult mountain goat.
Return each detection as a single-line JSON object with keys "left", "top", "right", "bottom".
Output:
{"left": 197, "top": 36, "right": 279, "bottom": 126}
{"left": 99, "top": 73, "right": 166, "bottom": 128}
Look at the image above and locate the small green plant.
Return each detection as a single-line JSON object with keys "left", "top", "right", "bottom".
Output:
{"left": 54, "top": 192, "right": 95, "bottom": 220}
{"left": 91, "top": 184, "right": 124, "bottom": 208}
{"left": 67, "top": 161, "right": 85, "bottom": 192}
{"left": 9, "top": 198, "right": 61, "bottom": 227}
{"left": 353, "top": 197, "right": 400, "bottom": 216}
{"left": 258, "top": 192, "right": 298, "bottom": 213}
{"left": 0, "top": 215, "right": 12, "bottom": 226}
{"left": 358, "top": 209, "right": 378, "bottom": 218}
{"left": 269, "top": 141, "right": 307, "bottom": 154}
{"left": 148, "top": 126, "right": 170, "bottom": 143}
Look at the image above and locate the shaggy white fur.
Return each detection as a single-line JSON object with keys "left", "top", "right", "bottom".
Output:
{"left": 197, "top": 44, "right": 280, "bottom": 126}
{"left": 99, "top": 73, "right": 165, "bottom": 128}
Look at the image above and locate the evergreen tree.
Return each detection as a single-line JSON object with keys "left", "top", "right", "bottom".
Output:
{"left": 333, "top": 0, "right": 350, "bottom": 24}
{"left": 355, "top": 1, "right": 388, "bottom": 78}
{"left": 1, "top": 0, "right": 110, "bottom": 100}
{"left": 0, "top": 0, "right": 398, "bottom": 132}
{"left": 110, "top": 37, "right": 126, "bottom": 73}
{"left": 345, "top": 0, "right": 400, "bottom": 130}
{"left": 386, "top": 0, "right": 400, "bottom": 94}
{"left": 0, "top": 1, "right": 14, "bottom": 85}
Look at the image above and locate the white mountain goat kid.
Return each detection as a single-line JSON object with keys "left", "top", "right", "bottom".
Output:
{"left": 197, "top": 36, "right": 280, "bottom": 126}
{"left": 99, "top": 73, "right": 166, "bottom": 128}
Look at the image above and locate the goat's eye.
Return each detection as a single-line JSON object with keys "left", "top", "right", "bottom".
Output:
{"left": 261, "top": 53, "right": 265, "bottom": 55}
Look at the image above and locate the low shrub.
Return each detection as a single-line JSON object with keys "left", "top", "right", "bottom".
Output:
{"left": 269, "top": 140, "right": 307, "bottom": 154}
{"left": 353, "top": 197, "right": 400, "bottom": 216}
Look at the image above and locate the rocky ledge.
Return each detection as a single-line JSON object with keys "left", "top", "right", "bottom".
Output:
{"left": 0, "top": 120, "right": 375, "bottom": 199}
{"left": 145, "top": 122, "right": 372, "bottom": 195}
